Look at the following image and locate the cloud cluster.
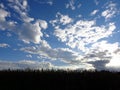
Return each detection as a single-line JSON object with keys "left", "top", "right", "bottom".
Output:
{"left": 54, "top": 20, "right": 116, "bottom": 52}
{"left": 0, "top": 4, "right": 16, "bottom": 31}
{"left": 50, "top": 12, "right": 73, "bottom": 28}
{"left": 20, "top": 44, "right": 81, "bottom": 64}
{"left": 0, "top": 0, "right": 120, "bottom": 71}
{"left": 51, "top": 1, "right": 120, "bottom": 70}
{"left": 0, "top": 0, "right": 48, "bottom": 44}
{"left": 101, "top": 2, "right": 118, "bottom": 20}
{"left": 0, "top": 60, "right": 94, "bottom": 70}
{"left": 0, "top": 60, "right": 53, "bottom": 70}
{"left": 8, "top": 0, "right": 34, "bottom": 23}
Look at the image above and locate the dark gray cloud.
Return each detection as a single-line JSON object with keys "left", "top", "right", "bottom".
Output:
{"left": 88, "top": 60, "right": 109, "bottom": 71}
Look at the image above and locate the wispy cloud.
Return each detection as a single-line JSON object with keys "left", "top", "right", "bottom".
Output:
{"left": 26, "top": 54, "right": 32, "bottom": 58}
{"left": 0, "top": 43, "right": 10, "bottom": 48}
{"left": 65, "top": 0, "right": 81, "bottom": 10}
{"left": 90, "top": 10, "right": 99, "bottom": 16}
{"left": 34, "top": 0, "right": 53, "bottom": 6}
{"left": 20, "top": 44, "right": 81, "bottom": 64}
{"left": 94, "top": 0, "right": 99, "bottom": 5}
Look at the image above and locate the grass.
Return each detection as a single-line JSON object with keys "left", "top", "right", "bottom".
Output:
{"left": 0, "top": 69, "right": 120, "bottom": 90}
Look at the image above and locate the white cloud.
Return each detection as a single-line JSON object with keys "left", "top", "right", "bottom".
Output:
{"left": 8, "top": 0, "right": 28, "bottom": 11}
{"left": 0, "top": 1, "right": 48, "bottom": 44}
{"left": 91, "top": 40, "right": 119, "bottom": 53}
{"left": 0, "top": 7, "right": 16, "bottom": 31}
{"left": 34, "top": 0, "right": 53, "bottom": 6}
{"left": 0, "top": 60, "right": 53, "bottom": 70}
{"left": 0, "top": 43, "right": 10, "bottom": 48}
{"left": 54, "top": 20, "right": 116, "bottom": 52}
{"left": 101, "top": 2, "right": 118, "bottom": 20}
{"left": 20, "top": 44, "right": 82, "bottom": 64}
{"left": 38, "top": 20, "right": 48, "bottom": 29}
{"left": 53, "top": 18, "right": 120, "bottom": 70}
{"left": 59, "top": 15, "right": 73, "bottom": 25}
{"left": 23, "top": 0, "right": 28, "bottom": 8}
{"left": 8, "top": 0, "right": 34, "bottom": 23}
{"left": 81, "top": 40, "right": 120, "bottom": 70}
{"left": 90, "top": 10, "right": 99, "bottom": 16}
{"left": 0, "top": 8, "right": 10, "bottom": 21}
{"left": 106, "top": 49, "right": 120, "bottom": 68}
{"left": 0, "top": 60, "right": 94, "bottom": 70}
{"left": 26, "top": 54, "right": 32, "bottom": 58}
{"left": 106, "top": 54, "right": 120, "bottom": 67}
{"left": 56, "top": 63, "right": 94, "bottom": 70}
{"left": 50, "top": 12, "right": 73, "bottom": 26}
{"left": 17, "top": 20, "right": 47, "bottom": 44}
{"left": 66, "top": 0, "right": 75, "bottom": 10}
{"left": 65, "top": 0, "right": 81, "bottom": 10}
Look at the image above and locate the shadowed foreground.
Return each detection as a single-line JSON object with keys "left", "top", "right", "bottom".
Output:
{"left": 0, "top": 70, "right": 120, "bottom": 90}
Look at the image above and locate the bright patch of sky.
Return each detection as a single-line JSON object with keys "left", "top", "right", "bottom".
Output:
{"left": 0, "top": 0, "right": 120, "bottom": 71}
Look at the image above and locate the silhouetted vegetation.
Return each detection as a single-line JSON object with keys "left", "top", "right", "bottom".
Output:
{"left": 0, "top": 69, "right": 120, "bottom": 90}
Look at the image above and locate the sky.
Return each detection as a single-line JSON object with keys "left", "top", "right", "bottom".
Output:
{"left": 0, "top": 0, "right": 120, "bottom": 71}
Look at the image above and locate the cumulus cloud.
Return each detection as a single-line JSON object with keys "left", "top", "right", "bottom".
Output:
{"left": 0, "top": 43, "right": 10, "bottom": 48}
{"left": 101, "top": 2, "right": 118, "bottom": 20}
{"left": 105, "top": 49, "right": 120, "bottom": 71}
{"left": 17, "top": 20, "right": 47, "bottom": 44}
{"left": 0, "top": 1, "right": 48, "bottom": 44}
{"left": 0, "top": 60, "right": 53, "bottom": 70}
{"left": 106, "top": 49, "right": 120, "bottom": 67}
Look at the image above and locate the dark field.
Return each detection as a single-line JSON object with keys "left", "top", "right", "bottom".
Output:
{"left": 0, "top": 70, "right": 120, "bottom": 90}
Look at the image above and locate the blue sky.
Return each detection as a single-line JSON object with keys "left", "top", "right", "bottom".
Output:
{"left": 0, "top": 0, "right": 120, "bottom": 70}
